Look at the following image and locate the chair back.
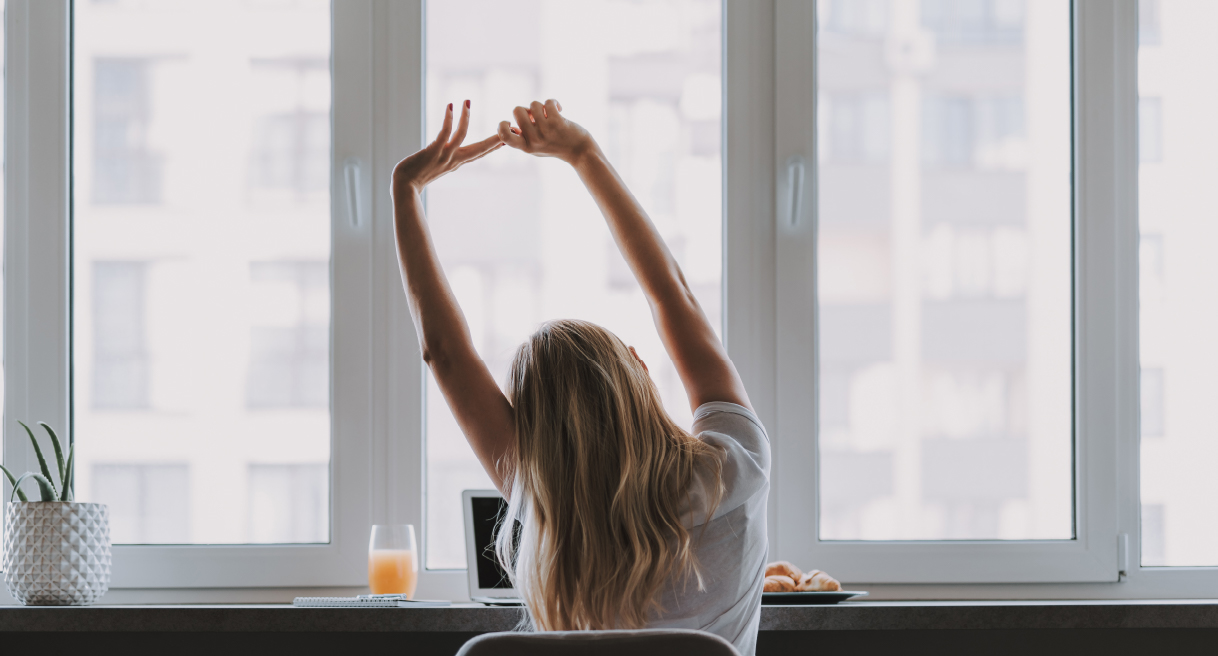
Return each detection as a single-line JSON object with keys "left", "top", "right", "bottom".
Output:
{"left": 455, "top": 628, "right": 741, "bottom": 656}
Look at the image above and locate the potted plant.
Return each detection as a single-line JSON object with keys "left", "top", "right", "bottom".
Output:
{"left": 1, "top": 421, "right": 111, "bottom": 605}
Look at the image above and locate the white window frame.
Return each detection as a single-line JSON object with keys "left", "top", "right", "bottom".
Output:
{"left": 5, "top": 0, "right": 1217, "bottom": 599}
{"left": 774, "top": 0, "right": 1120, "bottom": 584}
{"left": 772, "top": 0, "right": 1218, "bottom": 597}
{"left": 3, "top": 0, "right": 382, "bottom": 589}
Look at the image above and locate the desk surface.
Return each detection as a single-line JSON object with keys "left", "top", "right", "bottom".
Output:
{"left": 2, "top": 600, "right": 1218, "bottom": 633}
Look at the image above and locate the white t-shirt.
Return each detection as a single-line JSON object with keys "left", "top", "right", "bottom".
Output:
{"left": 648, "top": 401, "right": 771, "bottom": 656}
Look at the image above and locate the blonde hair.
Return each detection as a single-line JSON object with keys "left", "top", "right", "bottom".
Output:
{"left": 495, "top": 319, "right": 724, "bottom": 631}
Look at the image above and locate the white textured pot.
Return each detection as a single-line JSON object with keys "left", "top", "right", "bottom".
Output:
{"left": 3, "top": 502, "right": 111, "bottom": 605}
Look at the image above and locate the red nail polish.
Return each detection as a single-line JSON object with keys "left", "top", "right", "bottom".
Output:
{"left": 447, "top": 103, "right": 453, "bottom": 112}
{"left": 465, "top": 99, "right": 471, "bottom": 109}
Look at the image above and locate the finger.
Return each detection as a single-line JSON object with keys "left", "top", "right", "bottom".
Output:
{"left": 498, "top": 120, "right": 526, "bottom": 150}
{"left": 458, "top": 141, "right": 505, "bottom": 166}
{"left": 455, "top": 134, "right": 504, "bottom": 162}
{"left": 530, "top": 100, "right": 547, "bottom": 129}
{"left": 434, "top": 102, "right": 454, "bottom": 147}
{"left": 544, "top": 99, "right": 561, "bottom": 119}
{"left": 513, "top": 106, "right": 540, "bottom": 143}
{"left": 448, "top": 99, "right": 471, "bottom": 150}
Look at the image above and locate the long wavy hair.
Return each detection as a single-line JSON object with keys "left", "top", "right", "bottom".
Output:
{"left": 495, "top": 319, "right": 724, "bottom": 631}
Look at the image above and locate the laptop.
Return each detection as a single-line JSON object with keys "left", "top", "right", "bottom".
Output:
{"left": 462, "top": 489, "right": 523, "bottom": 605}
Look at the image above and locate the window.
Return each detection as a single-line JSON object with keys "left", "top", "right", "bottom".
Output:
{"left": 1139, "top": 97, "right": 1163, "bottom": 163}
{"left": 1139, "top": 368, "right": 1164, "bottom": 438}
{"left": 771, "top": 0, "right": 1105, "bottom": 584}
{"left": 4, "top": 0, "right": 1217, "bottom": 600}
{"left": 423, "top": 0, "right": 723, "bottom": 570}
{"left": 248, "top": 464, "right": 328, "bottom": 544}
{"left": 821, "top": 0, "right": 889, "bottom": 37}
{"left": 73, "top": 0, "right": 334, "bottom": 548}
{"left": 93, "top": 58, "right": 162, "bottom": 205}
{"left": 1139, "top": 0, "right": 1218, "bottom": 567}
{"left": 920, "top": 0, "right": 1025, "bottom": 45}
{"left": 248, "top": 58, "right": 329, "bottom": 201}
{"left": 1140, "top": 0, "right": 1162, "bottom": 45}
{"left": 246, "top": 262, "right": 328, "bottom": 409}
{"left": 816, "top": 0, "right": 1071, "bottom": 543}
{"left": 91, "top": 464, "right": 190, "bottom": 543}
{"left": 92, "top": 262, "right": 149, "bottom": 409}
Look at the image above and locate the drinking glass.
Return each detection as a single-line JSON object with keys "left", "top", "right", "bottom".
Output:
{"left": 368, "top": 524, "right": 418, "bottom": 597}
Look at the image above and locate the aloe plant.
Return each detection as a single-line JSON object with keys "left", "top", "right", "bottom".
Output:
{"left": 0, "top": 421, "right": 74, "bottom": 503}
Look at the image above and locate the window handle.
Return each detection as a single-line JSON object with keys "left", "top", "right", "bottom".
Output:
{"left": 343, "top": 157, "right": 362, "bottom": 228}
{"left": 785, "top": 155, "right": 806, "bottom": 227}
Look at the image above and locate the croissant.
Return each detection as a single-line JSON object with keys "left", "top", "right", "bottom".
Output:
{"left": 764, "top": 561, "right": 802, "bottom": 581}
{"left": 796, "top": 569, "right": 841, "bottom": 592}
{"left": 763, "top": 574, "right": 797, "bottom": 592}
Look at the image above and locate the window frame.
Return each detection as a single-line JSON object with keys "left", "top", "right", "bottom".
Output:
{"left": 3, "top": 0, "right": 378, "bottom": 588}
{"left": 775, "top": 0, "right": 1123, "bottom": 584}
{"left": 5, "top": 0, "right": 1217, "bottom": 599}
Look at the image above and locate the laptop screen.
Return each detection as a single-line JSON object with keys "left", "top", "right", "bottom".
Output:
{"left": 470, "top": 495, "right": 514, "bottom": 590}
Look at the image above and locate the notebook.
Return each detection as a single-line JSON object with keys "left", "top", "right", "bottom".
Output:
{"left": 293, "top": 595, "right": 450, "bottom": 608}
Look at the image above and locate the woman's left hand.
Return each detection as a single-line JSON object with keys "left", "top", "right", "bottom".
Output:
{"left": 392, "top": 100, "right": 503, "bottom": 196}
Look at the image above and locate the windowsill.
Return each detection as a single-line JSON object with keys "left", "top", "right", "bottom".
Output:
{"left": 2, "top": 600, "right": 1217, "bottom": 633}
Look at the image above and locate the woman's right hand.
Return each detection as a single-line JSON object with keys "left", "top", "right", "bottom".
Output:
{"left": 497, "top": 99, "right": 596, "bottom": 165}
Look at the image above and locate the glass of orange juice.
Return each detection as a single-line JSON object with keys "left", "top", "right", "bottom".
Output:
{"left": 368, "top": 524, "right": 418, "bottom": 598}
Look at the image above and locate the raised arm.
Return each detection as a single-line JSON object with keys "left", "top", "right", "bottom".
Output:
{"left": 392, "top": 101, "right": 515, "bottom": 492}
{"left": 497, "top": 100, "right": 751, "bottom": 412}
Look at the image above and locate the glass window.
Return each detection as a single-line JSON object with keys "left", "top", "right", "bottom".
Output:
{"left": 816, "top": 0, "right": 1073, "bottom": 541}
{"left": 73, "top": 0, "right": 332, "bottom": 545}
{"left": 1139, "top": 97, "right": 1163, "bottom": 163}
{"left": 92, "top": 463, "right": 190, "bottom": 543}
{"left": 424, "top": 0, "right": 723, "bottom": 569}
{"left": 1138, "top": 0, "right": 1218, "bottom": 567}
{"left": 92, "top": 261, "right": 150, "bottom": 409}
{"left": 248, "top": 463, "right": 328, "bottom": 543}
{"left": 246, "top": 262, "right": 329, "bottom": 409}
{"left": 1140, "top": 0, "right": 1162, "bottom": 46}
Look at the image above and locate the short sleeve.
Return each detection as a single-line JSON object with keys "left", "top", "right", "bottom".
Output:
{"left": 682, "top": 402, "right": 771, "bottom": 527}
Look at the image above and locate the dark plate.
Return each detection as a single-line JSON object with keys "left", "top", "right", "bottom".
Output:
{"left": 761, "top": 591, "right": 868, "bottom": 605}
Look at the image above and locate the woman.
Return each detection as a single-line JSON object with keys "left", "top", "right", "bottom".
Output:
{"left": 392, "top": 99, "right": 769, "bottom": 655}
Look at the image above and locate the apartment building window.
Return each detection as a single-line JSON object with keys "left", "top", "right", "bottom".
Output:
{"left": 91, "top": 464, "right": 190, "bottom": 544}
{"left": 923, "top": 96, "right": 1025, "bottom": 169}
{"left": 1139, "top": 97, "right": 1163, "bottom": 163}
{"left": 93, "top": 58, "right": 162, "bottom": 204}
{"left": 821, "top": 0, "right": 889, "bottom": 37}
{"left": 92, "top": 262, "right": 150, "bottom": 410}
{"left": 1140, "top": 368, "right": 1165, "bottom": 438}
{"left": 1140, "top": 0, "right": 1161, "bottom": 45}
{"left": 921, "top": 0, "right": 1025, "bottom": 45}
{"left": 246, "top": 261, "right": 329, "bottom": 409}
{"left": 822, "top": 95, "right": 890, "bottom": 164}
{"left": 1141, "top": 504, "right": 1166, "bottom": 566}
{"left": 249, "top": 58, "right": 330, "bottom": 200}
{"left": 248, "top": 464, "right": 328, "bottom": 543}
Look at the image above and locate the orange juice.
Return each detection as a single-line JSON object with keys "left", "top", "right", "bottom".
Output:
{"left": 369, "top": 549, "right": 417, "bottom": 597}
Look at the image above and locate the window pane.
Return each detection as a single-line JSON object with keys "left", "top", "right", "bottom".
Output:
{"left": 424, "top": 0, "right": 723, "bottom": 568}
{"left": 1138, "top": 0, "right": 1218, "bottom": 567}
{"left": 73, "top": 1, "right": 331, "bottom": 544}
{"left": 816, "top": 0, "right": 1072, "bottom": 541}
